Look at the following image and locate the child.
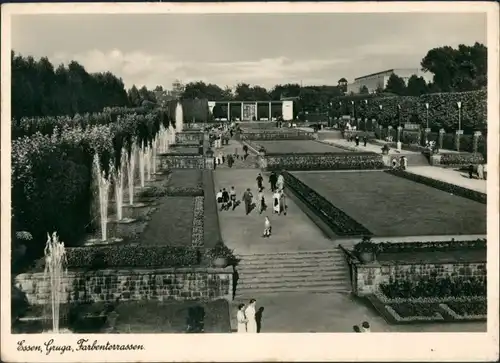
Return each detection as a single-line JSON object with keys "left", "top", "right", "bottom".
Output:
{"left": 263, "top": 216, "right": 272, "bottom": 237}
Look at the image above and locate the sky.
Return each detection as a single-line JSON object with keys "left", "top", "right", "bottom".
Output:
{"left": 11, "top": 12, "right": 486, "bottom": 90}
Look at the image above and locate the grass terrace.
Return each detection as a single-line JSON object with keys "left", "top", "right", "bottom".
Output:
{"left": 292, "top": 170, "right": 486, "bottom": 237}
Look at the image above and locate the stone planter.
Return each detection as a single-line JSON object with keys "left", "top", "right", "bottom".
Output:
{"left": 213, "top": 257, "right": 228, "bottom": 268}
{"left": 359, "top": 252, "right": 375, "bottom": 264}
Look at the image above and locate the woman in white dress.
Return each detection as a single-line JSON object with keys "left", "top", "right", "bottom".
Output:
{"left": 263, "top": 216, "right": 272, "bottom": 237}
{"left": 236, "top": 304, "right": 247, "bottom": 333}
{"left": 273, "top": 191, "right": 281, "bottom": 214}
{"left": 477, "top": 163, "right": 484, "bottom": 180}
{"left": 244, "top": 299, "right": 257, "bottom": 333}
{"left": 277, "top": 174, "right": 285, "bottom": 191}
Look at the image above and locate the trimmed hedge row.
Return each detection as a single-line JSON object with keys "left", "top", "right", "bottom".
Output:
{"left": 385, "top": 169, "right": 486, "bottom": 204}
{"left": 47, "top": 245, "right": 201, "bottom": 269}
{"left": 241, "top": 131, "right": 314, "bottom": 141}
{"left": 283, "top": 172, "right": 373, "bottom": 236}
{"left": 440, "top": 153, "right": 485, "bottom": 166}
{"left": 354, "top": 238, "right": 486, "bottom": 254}
{"left": 266, "top": 153, "right": 385, "bottom": 171}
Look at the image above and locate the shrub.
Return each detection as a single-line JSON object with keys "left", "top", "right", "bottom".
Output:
{"left": 266, "top": 153, "right": 385, "bottom": 171}
{"left": 440, "top": 153, "right": 485, "bottom": 166}
{"left": 284, "top": 172, "right": 373, "bottom": 236}
{"left": 380, "top": 276, "right": 486, "bottom": 299}
{"left": 385, "top": 169, "right": 486, "bottom": 204}
{"left": 44, "top": 245, "right": 201, "bottom": 269}
{"left": 191, "top": 196, "right": 204, "bottom": 247}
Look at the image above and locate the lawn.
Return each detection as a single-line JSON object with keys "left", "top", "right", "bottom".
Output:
{"left": 256, "top": 140, "right": 350, "bottom": 154}
{"left": 168, "top": 169, "right": 203, "bottom": 189}
{"left": 140, "top": 196, "right": 194, "bottom": 246}
{"left": 292, "top": 170, "right": 486, "bottom": 237}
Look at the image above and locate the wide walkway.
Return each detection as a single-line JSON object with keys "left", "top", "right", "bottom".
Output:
{"left": 408, "top": 166, "right": 487, "bottom": 193}
{"left": 213, "top": 168, "right": 335, "bottom": 255}
{"left": 321, "top": 138, "right": 410, "bottom": 155}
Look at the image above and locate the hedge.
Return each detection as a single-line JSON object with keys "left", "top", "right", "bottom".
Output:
{"left": 34, "top": 245, "right": 201, "bottom": 270}
{"left": 439, "top": 153, "right": 485, "bottom": 166}
{"left": 266, "top": 153, "right": 385, "bottom": 171}
{"left": 385, "top": 169, "right": 486, "bottom": 204}
{"left": 283, "top": 172, "right": 373, "bottom": 236}
{"left": 354, "top": 238, "right": 486, "bottom": 254}
{"left": 332, "top": 90, "right": 487, "bottom": 131}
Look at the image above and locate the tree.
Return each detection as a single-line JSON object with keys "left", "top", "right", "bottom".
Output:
{"left": 234, "top": 83, "right": 254, "bottom": 101}
{"left": 269, "top": 83, "right": 301, "bottom": 100}
{"left": 11, "top": 51, "right": 129, "bottom": 119}
{"left": 406, "top": 75, "right": 428, "bottom": 96}
{"left": 127, "top": 85, "right": 142, "bottom": 107}
{"left": 359, "top": 85, "right": 369, "bottom": 94}
{"left": 385, "top": 74, "right": 407, "bottom": 95}
{"left": 421, "top": 42, "right": 487, "bottom": 92}
{"left": 181, "top": 81, "right": 228, "bottom": 101}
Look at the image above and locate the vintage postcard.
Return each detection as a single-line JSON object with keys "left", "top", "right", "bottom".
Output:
{"left": 1, "top": 2, "right": 499, "bottom": 362}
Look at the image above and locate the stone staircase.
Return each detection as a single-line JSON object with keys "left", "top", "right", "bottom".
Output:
{"left": 233, "top": 249, "right": 351, "bottom": 298}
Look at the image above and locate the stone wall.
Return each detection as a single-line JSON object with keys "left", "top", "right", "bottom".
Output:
{"left": 175, "top": 131, "right": 204, "bottom": 144}
{"left": 159, "top": 154, "right": 205, "bottom": 169}
{"left": 15, "top": 267, "right": 233, "bottom": 305}
{"left": 353, "top": 261, "right": 486, "bottom": 296}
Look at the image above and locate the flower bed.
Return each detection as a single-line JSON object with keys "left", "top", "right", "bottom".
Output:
{"left": 356, "top": 238, "right": 486, "bottom": 255}
{"left": 166, "top": 170, "right": 204, "bottom": 196}
{"left": 191, "top": 196, "right": 204, "bottom": 247}
{"left": 283, "top": 172, "right": 372, "bottom": 236}
{"left": 241, "top": 131, "right": 314, "bottom": 141}
{"left": 36, "top": 245, "right": 201, "bottom": 270}
{"left": 266, "top": 153, "right": 385, "bottom": 171}
{"left": 385, "top": 169, "right": 486, "bottom": 204}
{"left": 440, "top": 300, "right": 487, "bottom": 320}
{"left": 439, "top": 153, "right": 485, "bottom": 166}
{"left": 386, "top": 303, "right": 445, "bottom": 322}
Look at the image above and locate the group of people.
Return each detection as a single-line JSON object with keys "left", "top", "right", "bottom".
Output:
{"left": 391, "top": 156, "right": 408, "bottom": 170}
{"left": 236, "top": 299, "right": 261, "bottom": 333}
{"left": 216, "top": 186, "right": 239, "bottom": 211}
{"left": 347, "top": 134, "right": 368, "bottom": 147}
{"left": 353, "top": 321, "right": 371, "bottom": 333}
{"left": 468, "top": 163, "right": 488, "bottom": 180}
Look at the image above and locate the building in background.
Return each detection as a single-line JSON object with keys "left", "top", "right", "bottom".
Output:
{"left": 346, "top": 68, "right": 433, "bottom": 94}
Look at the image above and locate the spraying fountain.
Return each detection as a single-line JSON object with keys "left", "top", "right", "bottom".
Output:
{"left": 114, "top": 148, "right": 126, "bottom": 221}
{"left": 94, "top": 154, "right": 111, "bottom": 242}
{"left": 175, "top": 102, "right": 184, "bottom": 133}
{"left": 43, "top": 232, "right": 71, "bottom": 333}
{"left": 127, "top": 143, "right": 137, "bottom": 205}
{"left": 138, "top": 141, "right": 146, "bottom": 188}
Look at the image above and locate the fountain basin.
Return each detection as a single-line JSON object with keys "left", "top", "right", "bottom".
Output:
{"left": 83, "top": 237, "right": 124, "bottom": 247}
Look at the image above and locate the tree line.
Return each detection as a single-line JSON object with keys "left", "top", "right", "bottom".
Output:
{"left": 11, "top": 51, "right": 159, "bottom": 119}
{"left": 12, "top": 42, "right": 486, "bottom": 119}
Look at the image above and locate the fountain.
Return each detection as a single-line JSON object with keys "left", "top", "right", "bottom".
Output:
{"left": 169, "top": 124, "right": 176, "bottom": 146}
{"left": 43, "top": 232, "right": 70, "bottom": 333}
{"left": 139, "top": 141, "right": 146, "bottom": 188}
{"left": 114, "top": 148, "right": 126, "bottom": 221}
{"left": 152, "top": 138, "right": 157, "bottom": 174}
{"left": 94, "top": 154, "right": 111, "bottom": 242}
{"left": 146, "top": 143, "right": 152, "bottom": 181}
{"left": 175, "top": 102, "right": 184, "bottom": 133}
{"left": 127, "top": 143, "right": 136, "bottom": 206}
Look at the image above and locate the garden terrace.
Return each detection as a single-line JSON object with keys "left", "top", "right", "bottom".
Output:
{"left": 254, "top": 140, "right": 350, "bottom": 154}
{"left": 292, "top": 170, "right": 486, "bottom": 237}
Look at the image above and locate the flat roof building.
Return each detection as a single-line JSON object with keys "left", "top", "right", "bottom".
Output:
{"left": 346, "top": 68, "right": 433, "bottom": 94}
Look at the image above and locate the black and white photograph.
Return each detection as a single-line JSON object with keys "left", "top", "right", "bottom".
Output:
{"left": 1, "top": 2, "right": 499, "bottom": 362}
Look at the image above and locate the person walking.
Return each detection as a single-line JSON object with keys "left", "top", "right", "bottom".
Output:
{"left": 258, "top": 190, "right": 267, "bottom": 214}
{"left": 230, "top": 186, "right": 237, "bottom": 210}
{"left": 227, "top": 154, "right": 234, "bottom": 168}
{"left": 277, "top": 173, "right": 285, "bottom": 191}
{"left": 355, "top": 135, "right": 360, "bottom": 147}
{"left": 279, "top": 191, "right": 287, "bottom": 216}
{"left": 468, "top": 164, "right": 474, "bottom": 179}
{"left": 263, "top": 216, "right": 272, "bottom": 237}
{"left": 236, "top": 304, "right": 247, "bottom": 333}
{"left": 244, "top": 299, "right": 258, "bottom": 333}
{"left": 272, "top": 190, "right": 281, "bottom": 214}
{"left": 242, "top": 188, "right": 254, "bottom": 215}
{"left": 269, "top": 171, "right": 277, "bottom": 192}
{"left": 242, "top": 144, "right": 249, "bottom": 160}
{"left": 216, "top": 189, "right": 223, "bottom": 208}
{"left": 477, "top": 163, "right": 484, "bottom": 180}
{"left": 256, "top": 173, "right": 264, "bottom": 191}
{"left": 221, "top": 188, "right": 230, "bottom": 211}
{"left": 363, "top": 135, "right": 367, "bottom": 147}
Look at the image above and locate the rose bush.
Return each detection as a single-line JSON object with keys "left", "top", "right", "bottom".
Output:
{"left": 191, "top": 196, "right": 205, "bottom": 247}
{"left": 439, "top": 153, "right": 485, "bottom": 166}
{"left": 385, "top": 169, "right": 486, "bottom": 204}
{"left": 283, "top": 172, "right": 373, "bottom": 236}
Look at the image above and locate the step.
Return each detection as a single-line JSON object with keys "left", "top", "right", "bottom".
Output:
{"left": 234, "top": 288, "right": 352, "bottom": 298}
{"left": 237, "top": 271, "right": 347, "bottom": 286}
{"left": 238, "top": 254, "right": 345, "bottom": 263}
{"left": 237, "top": 266, "right": 346, "bottom": 275}
{"left": 236, "top": 249, "right": 341, "bottom": 258}
{"left": 236, "top": 279, "right": 348, "bottom": 290}
{"left": 235, "top": 284, "right": 351, "bottom": 295}
{"left": 237, "top": 261, "right": 346, "bottom": 270}
{"left": 238, "top": 269, "right": 347, "bottom": 280}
